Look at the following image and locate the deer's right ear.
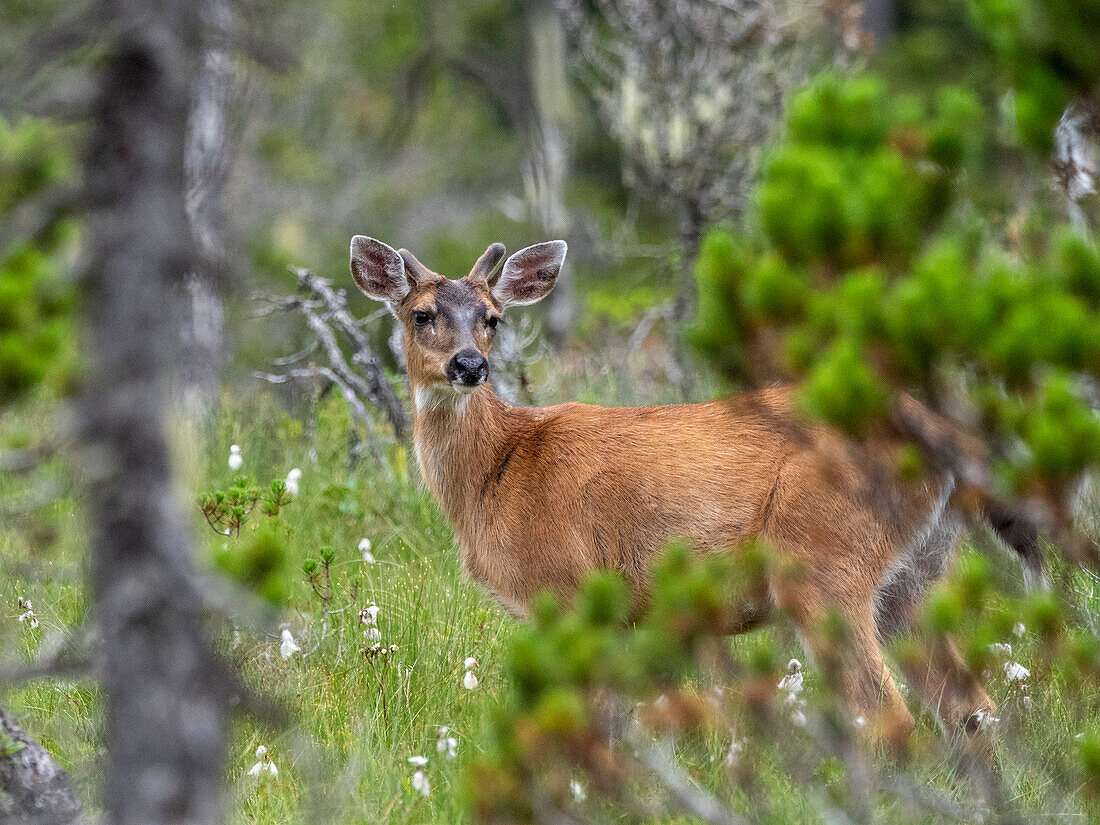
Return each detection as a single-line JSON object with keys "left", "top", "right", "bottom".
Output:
{"left": 350, "top": 236, "right": 408, "bottom": 304}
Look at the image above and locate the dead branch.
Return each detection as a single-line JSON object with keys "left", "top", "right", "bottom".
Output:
{"left": 259, "top": 269, "right": 408, "bottom": 439}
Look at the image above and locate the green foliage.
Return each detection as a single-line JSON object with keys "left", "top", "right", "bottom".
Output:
{"left": 213, "top": 524, "right": 291, "bottom": 605}
{"left": 199, "top": 476, "right": 292, "bottom": 538}
{"left": 968, "top": 0, "right": 1100, "bottom": 150}
{"left": 693, "top": 33, "right": 1100, "bottom": 508}
{"left": 0, "top": 117, "right": 76, "bottom": 405}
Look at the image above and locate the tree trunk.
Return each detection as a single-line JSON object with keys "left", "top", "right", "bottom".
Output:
{"left": 180, "top": 0, "right": 234, "bottom": 417}
{"left": 525, "top": 5, "right": 576, "bottom": 348}
{"left": 79, "top": 2, "right": 229, "bottom": 824}
{"left": 861, "top": 0, "right": 896, "bottom": 45}
{"left": 0, "top": 706, "right": 85, "bottom": 825}
{"left": 672, "top": 196, "right": 705, "bottom": 397}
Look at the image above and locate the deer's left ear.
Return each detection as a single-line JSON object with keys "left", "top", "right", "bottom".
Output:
{"left": 491, "top": 240, "right": 567, "bottom": 308}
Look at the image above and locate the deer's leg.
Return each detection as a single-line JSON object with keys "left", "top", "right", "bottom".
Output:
{"left": 873, "top": 514, "right": 996, "bottom": 754}
{"left": 774, "top": 576, "right": 916, "bottom": 752}
{"left": 894, "top": 632, "right": 996, "bottom": 745}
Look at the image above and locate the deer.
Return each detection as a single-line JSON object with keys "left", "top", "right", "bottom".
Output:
{"left": 349, "top": 234, "right": 1044, "bottom": 752}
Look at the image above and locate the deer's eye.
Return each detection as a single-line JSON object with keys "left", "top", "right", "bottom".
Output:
{"left": 486, "top": 315, "right": 499, "bottom": 330}
{"left": 412, "top": 310, "right": 432, "bottom": 326}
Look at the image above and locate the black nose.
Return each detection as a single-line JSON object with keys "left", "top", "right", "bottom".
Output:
{"left": 446, "top": 349, "right": 488, "bottom": 386}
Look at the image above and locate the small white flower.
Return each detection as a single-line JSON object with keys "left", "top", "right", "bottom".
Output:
{"left": 724, "top": 739, "right": 744, "bottom": 767}
{"left": 778, "top": 659, "right": 803, "bottom": 700}
{"left": 280, "top": 628, "right": 300, "bottom": 660}
{"left": 228, "top": 444, "right": 243, "bottom": 471}
{"left": 1013, "top": 622, "right": 1027, "bottom": 638}
{"left": 989, "top": 642, "right": 1013, "bottom": 658}
{"left": 360, "top": 603, "right": 380, "bottom": 626}
{"left": 436, "top": 727, "right": 458, "bottom": 759}
{"left": 359, "top": 538, "right": 375, "bottom": 564}
{"left": 17, "top": 609, "right": 38, "bottom": 629}
{"left": 408, "top": 755, "right": 429, "bottom": 767}
{"left": 973, "top": 708, "right": 1001, "bottom": 729}
{"left": 1004, "top": 661, "right": 1030, "bottom": 683}
{"left": 365, "top": 627, "right": 382, "bottom": 642}
{"left": 411, "top": 769, "right": 431, "bottom": 796}
{"left": 464, "top": 656, "right": 478, "bottom": 670}
{"left": 1022, "top": 695, "right": 1033, "bottom": 710}
{"left": 790, "top": 708, "right": 807, "bottom": 727}
{"left": 285, "top": 468, "right": 302, "bottom": 496}
{"left": 463, "top": 670, "right": 479, "bottom": 690}
{"left": 247, "top": 745, "right": 278, "bottom": 778}
{"left": 570, "top": 779, "right": 586, "bottom": 801}
{"left": 853, "top": 715, "right": 867, "bottom": 729}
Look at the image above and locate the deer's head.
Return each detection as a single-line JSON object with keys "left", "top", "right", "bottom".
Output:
{"left": 350, "top": 236, "right": 566, "bottom": 400}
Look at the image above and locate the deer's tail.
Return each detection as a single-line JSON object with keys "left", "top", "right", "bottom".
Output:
{"left": 982, "top": 498, "right": 1047, "bottom": 590}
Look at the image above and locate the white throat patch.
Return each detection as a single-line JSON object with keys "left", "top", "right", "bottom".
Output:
{"left": 414, "top": 385, "right": 472, "bottom": 416}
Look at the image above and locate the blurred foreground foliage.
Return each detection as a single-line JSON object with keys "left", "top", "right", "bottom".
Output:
{"left": 466, "top": 546, "right": 1100, "bottom": 823}
{"left": 693, "top": 1, "right": 1100, "bottom": 506}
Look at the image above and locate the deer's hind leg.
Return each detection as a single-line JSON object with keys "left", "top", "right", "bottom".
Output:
{"left": 874, "top": 506, "right": 996, "bottom": 751}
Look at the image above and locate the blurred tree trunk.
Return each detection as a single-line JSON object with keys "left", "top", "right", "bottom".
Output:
{"left": 180, "top": 0, "right": 234, "bottom": 416}
{"left": 0, "top": 707, "right": 85, "bottom": 825}
{"left": 79, "top": 1, "right": 229, "bottom": 823}
{"left": 861, "top": 0, "right": 896, "bottom": 45}
{"left": 524, "top": 4, "right": 576, "bottom": 348}
{"left": 672, "top": 195, "right": 705, "bottom": 394}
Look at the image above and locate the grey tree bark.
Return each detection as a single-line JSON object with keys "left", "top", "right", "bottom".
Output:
{"left": 79, "top": 2, "right": 229, "bottom": 824}
{"left": 525, "top": 4, "right": 576, "bottom": 348}
{"left": 180, "top": 0, "right": 234, "bottom": 416}
{"left": 0, "top": 706, "right": 85, "bottom": 825}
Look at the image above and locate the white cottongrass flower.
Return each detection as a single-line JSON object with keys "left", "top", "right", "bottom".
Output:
{"left": 724, "top": 739, "right": 744, "bottom": 767}
{"left": 777, "top": 659, "right": 803, "bottom": 700}
{"left": 359, "top": 538, "right": 375, "bottom": 564}
{"left": 365, "top": 627, "right": 382, "bottom": 642}
{"left": 247, "top": 744, "right": 278, "bottom": 777}
{"left": 228, "top": 444, "right": 243, "bottom": 471}
{"left": 411, "top": 769, "right": 431, "bottom": 796}
{"left": 973, "top": 708, "right": 1001, "bottom": 729}
{"left": 463, "top": 655, "right": 480, "bottom": 689}
{"left": 790, "top": 709, "right": 807, "bottom": 727}
{"left": 360, "top": 603, "right": 380, "bottom": 627}
{"left": 570, "top": 779, "right": 586, "bottom": 801}
{"left": 17, "top": 597, "right": 38, "bottom": 629}
{"left": 279, "top": 628, "right": 301, "bottom": 660}
{"left": 853, "top": 715, "right": 867, "bottom": 729}
{"left": 1004, "top": 661, "right": 1030, "bottom": 682}
{"left": 408, "top": 755, "right": 428, "bottom": 767}
{"left": 1022, "top": 695, "right": 1033, "bottom": 710}
{"left": 285, "top": 468, "right": 302, "bottom": 496}
{"left": 989, "top": 642, "right": 1013, "bottom": 658}
{"left": 1013, "top": 622, "right": 1027, "bottom": 638}
{"left": 436, "top": 727, "right": 458, "bottom": 759}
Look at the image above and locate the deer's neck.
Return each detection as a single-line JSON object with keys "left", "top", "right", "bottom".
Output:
{"left": 411, "top": 383, "right": 511, "bottom": 532}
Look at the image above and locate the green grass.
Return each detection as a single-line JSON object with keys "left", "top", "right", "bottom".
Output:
{"left": 2, "top": 386, "right": 1100, "bottom": 823}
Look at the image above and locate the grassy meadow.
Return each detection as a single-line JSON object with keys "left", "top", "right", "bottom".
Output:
{"left": 3, "top": 373, "right": 1100, "bottom": 824}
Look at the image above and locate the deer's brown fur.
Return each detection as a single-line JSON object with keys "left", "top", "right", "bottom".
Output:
{"left": 351, "top": 235, "right": 998, "bottom": 750}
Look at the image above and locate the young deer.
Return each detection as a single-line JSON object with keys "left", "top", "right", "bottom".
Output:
{"left": 350, "top": 235, "right": 1040, "bottom": 749}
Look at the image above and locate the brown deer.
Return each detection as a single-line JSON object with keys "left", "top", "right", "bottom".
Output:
{"left": 350, "top": 234, "right": 1042, "bottom": 750}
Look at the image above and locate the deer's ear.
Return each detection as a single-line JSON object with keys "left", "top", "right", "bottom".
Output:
{"left": 492, "top": 240, "right": 567, "bottom": 308}
{"left": 350, "top": 236, "right": 407, "bottom": 303}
